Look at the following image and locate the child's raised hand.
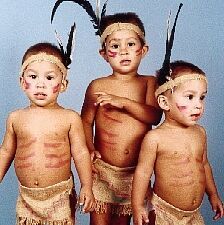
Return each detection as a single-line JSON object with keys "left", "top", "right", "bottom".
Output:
{"left": 209, "top": 194, "right": 224, "bottom": 220}
{"left": 133, "top": 207, "right": 149, "bottom": 225}
{"left": 94, "top": 92, "right": 126, "bottom": 109}
{"left": 78, "top": 186, "right": 95, "bottom": 213}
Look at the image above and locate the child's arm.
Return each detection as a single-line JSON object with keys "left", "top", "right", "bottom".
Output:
{"left": 94, "top": 77, "right": 162, "bottom": 125}
{"left": 0, "top": 113, "right": 17, "bottom": 182}
{"left": 202, "top": 129, "right": 223, "bottom": 220}
{"left": 69, "top": 111, "right": 95, "bottom": 213}
{"left": 81, "top": 82, "right": 101, "bottom": 163}
{"left": 132, "top": 131, "right": 158, "bottom": 225}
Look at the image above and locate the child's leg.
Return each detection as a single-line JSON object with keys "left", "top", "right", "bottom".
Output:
{"left": 90, "top": 210, "right": 112, "bottom": 225}
{"left": 111, "top": 214, "right": 132, "bottom": 225}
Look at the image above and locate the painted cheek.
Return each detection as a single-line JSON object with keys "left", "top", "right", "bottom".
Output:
{"left": 135, "top": 48, "right": 142, "bottom": 56}
{"left": 24, "top": 80, "right": 31, "bottom": 89}
{"left": 108, "top": 50, "right": 117, "bottom": 58}
{"left": 176, "top": 103, "right": 188, "bottom": 112}
{"left": 52, "top": 84, "right": 60, "bottom": 93}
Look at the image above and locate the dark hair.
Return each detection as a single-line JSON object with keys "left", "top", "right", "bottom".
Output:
{"left": 99, "top": 12, "right": 145, "bottom": 45}
{"left": 156, "top": 60, "right": 206, "bottom": 86}
{"left": 22, "top": 42, "right": 65, "bottom": 66}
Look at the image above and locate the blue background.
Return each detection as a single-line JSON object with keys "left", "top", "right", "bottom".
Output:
{"left": 0, "top": 1, "right": 223, "bottom": 224}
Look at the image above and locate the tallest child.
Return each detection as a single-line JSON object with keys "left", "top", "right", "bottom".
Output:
{"left": 82, "top": 12, "right": 162, "bottom": 225}
{"left": 52, "top": 2, "right": 162, "bottom": 225}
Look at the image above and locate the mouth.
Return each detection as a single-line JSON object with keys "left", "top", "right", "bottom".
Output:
{"left": 190, "top": 113, "right": 201, "bottom": 121}
{"left": 120, "top": 59, "right": 131, "bottom": 66}
{"left": 34, "top": 92, "right": 47, "bottom": 100}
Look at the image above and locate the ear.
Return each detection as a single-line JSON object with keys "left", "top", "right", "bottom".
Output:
{"left": 141, "top": 44, "right": 149, "bottom": 59}
{"left": 157, "top": 94, "right": 170, "bottom": 111}
{"left": 99, "top": 48, "right": 109, "bottom": 62}
{"left": 19, "top": 76, "right": 26, "bottom": 91}
{"left": 60, "top": 79, "right": 68, "bottom": 92}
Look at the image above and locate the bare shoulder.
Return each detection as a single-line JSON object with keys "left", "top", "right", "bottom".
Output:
{"left": 194, "top": 124, "right": 206, "bottom": 137}
{"left": 138, "top": 74, "right": 156, "bottom": 82}
{"left": 60, "top": 108, "right": 81, "bottom": 121}
{"left": 144, "top": 128, "right": 160, "bottom": 144}
{"left": 7, "top": 108, "right": 26, "bottom": 122}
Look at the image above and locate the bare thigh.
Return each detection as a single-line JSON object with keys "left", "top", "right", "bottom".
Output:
{"left": 90, "top": 209, "right": 131, "bottom": 225}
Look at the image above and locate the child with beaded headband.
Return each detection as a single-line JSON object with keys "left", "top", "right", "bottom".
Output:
{"left": 51, "top": 1, "right": 163, "bottom": 224}
{"left": 0, "top": 42, "right": 95, "bottom": 224}
{"left": 54, "top": 6, "right": 164, "bottom": 225}
{"left": 132, "top": 4, "right": 223, "bottom": 225}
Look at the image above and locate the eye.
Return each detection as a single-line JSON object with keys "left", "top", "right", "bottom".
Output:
{"left": 128, "top": 42, "right": 135, "bottom": 47}
{"left": 46, "top": 75, "right": 54, "bottom": 80}
{"left": 28, "top": 74, "right": 37, "bottom": 79}
{"left": 200, "top": 95, "right": 206, "bottom": 100}
{"left": 186, "top": 94, "right": 194, "bottom": 100}
{"left": 111, "top": 44, "right": 119, "bottom": 49}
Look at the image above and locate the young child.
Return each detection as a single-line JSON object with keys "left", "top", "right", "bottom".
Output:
{"left": 81, "top": 12, "right": 162, "bottom": 225}
{"left": 0, "top": 42, "right": 95, "bottom": 224}
{"left": 132, "top": 60, "right": 224, "bottom": 225}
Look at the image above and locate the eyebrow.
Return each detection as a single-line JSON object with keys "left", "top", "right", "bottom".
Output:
{"left": 25, "top": 69, "right": 58, "bottom": 74}
{"left": 108, "top": 37, "right": 138, "bottom": 44}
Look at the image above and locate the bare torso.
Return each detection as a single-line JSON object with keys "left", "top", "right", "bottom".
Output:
{"left": 93, "top": 75, "right": 152, "bottom": 167}
{"left": 153, "top": 124, "right": 206, "bottom": 210}
{"left": 13, "top": 108, "right": 73, "bottom": 188}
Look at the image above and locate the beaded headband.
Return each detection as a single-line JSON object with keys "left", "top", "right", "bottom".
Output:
{"left": 100, "top": 22, "right": 145, "bottom": 45}
{"left": 20, "top": 53, "right": 67, "bottom": 78}
{"left": 155, "top": 74, "right": 207, "bottom": 97}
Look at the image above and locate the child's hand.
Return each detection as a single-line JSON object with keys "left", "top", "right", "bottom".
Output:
{"left": 209, "top": 194, "right": 224, "bottom": 220}
{"left": 94, "top": 92, "right": 126, "bottom": 109}
{"left": 133, "top": 207, "right": 149, "bottom": 225}
{"left": 78, "top": 186, "right": 95, "bottom": 213}
{"left": 90, "top": 150, "right": 101, "bottom": 173}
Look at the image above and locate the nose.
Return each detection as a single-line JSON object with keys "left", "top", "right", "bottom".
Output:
{"left": 36, "top": 77, "right": 46, "bottom": 88}
{"left": 195, "top": 99, "right": 203, "bottom": 109}
{"left": 119, "top": 44, "right": 128, "bottom": 55}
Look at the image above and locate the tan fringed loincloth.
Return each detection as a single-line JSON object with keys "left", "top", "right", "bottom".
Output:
{"left": 151, "top": 192, "right": 205, "bottom": 225}
{"left": 16, "top": 176, "right": 77, "bottom": 225}
{"left": 92, "top": 159, "right": 135, "bottom": 216}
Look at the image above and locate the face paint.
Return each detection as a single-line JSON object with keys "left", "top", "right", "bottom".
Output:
{"left": 24, "top": 79, "right": 31, "bottom": 89}
{"left": 52, "top": 83, "right": 60, "bottom": 93}
{"left": 176, "top": 103, "right": 187, "bottom": 112}
{"left": 135, "top": 47, "right": 142, "bottom": 56}
{"left": 108, "top": 50, "right": 117, "bottom": 58}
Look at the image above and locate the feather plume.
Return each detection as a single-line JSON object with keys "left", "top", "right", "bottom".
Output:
{"left": 51, "top": 0, "right": 108, "bottom": 35}
{"left": 51, "top": 0, "right": 99, "bottom": 31}
{"left": 158, "top": 3, "right": 183, "bottom": 85}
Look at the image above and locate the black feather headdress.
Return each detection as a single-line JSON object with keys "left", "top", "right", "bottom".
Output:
{"left": 53, "top": 21, "right": 76, "bottom": 69}
{"left": 51, "top": 0, "right": 108, "bottom": 36}
{"left": 157, "top": 3, "right": 183, "bottom": 86}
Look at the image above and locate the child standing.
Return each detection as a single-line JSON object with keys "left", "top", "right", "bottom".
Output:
{"left": 0, "top": 42, "right": 95, "bottom": 224}
{"left": 132, "top": 60, "right": 224, "bottom": 225}
{"left": 81, "top": 13, "right": 162, "bottom": 225}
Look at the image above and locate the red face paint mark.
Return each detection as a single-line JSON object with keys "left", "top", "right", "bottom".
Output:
{"left": 102, "top": 112, "right": 123, "bottom": 123}
{"left": 52, "top": 84, "right": 60, "bottom": 93}
{"left": 108, "top": 50, "right": 117, "bottom": 58}
{"left": 176, "top": 103, "right": 187, "bottom": 112}
{"left": 135, "top": 48, "right": 142, "bottom": 56}
{"left": 24, "top": 80, "right": 31, "bottom": 89}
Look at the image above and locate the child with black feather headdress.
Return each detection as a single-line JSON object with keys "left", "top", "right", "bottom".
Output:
{"left": 51, "top": 1, "right": 162, "bottom": 225}
{"left": 132, "top": 4, "right": 223, "bottom": 225}
{"left": 0, "top": 22, "right": 95, "bottom": 224}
